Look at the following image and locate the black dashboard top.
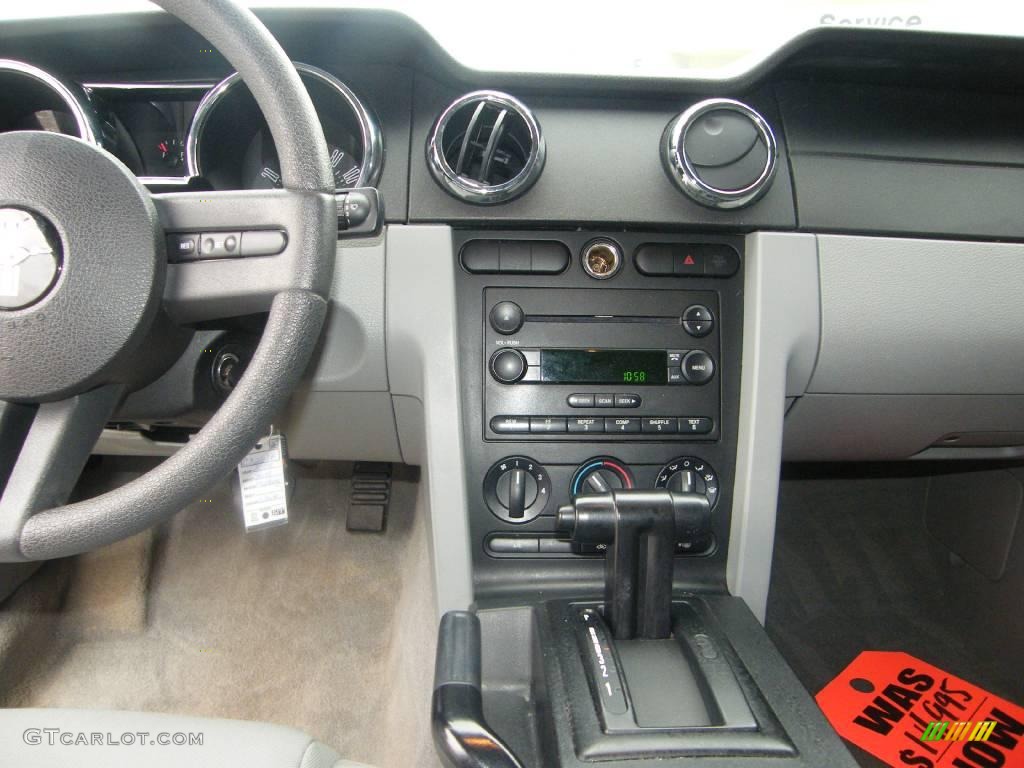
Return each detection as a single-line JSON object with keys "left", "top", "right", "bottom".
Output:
{"left": 3, "top": 8, "right": 1024, "bottom": 239}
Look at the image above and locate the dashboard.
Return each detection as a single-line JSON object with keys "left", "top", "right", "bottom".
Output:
{"left": 5, "top": 7, "right": 1024, "bottom": 614}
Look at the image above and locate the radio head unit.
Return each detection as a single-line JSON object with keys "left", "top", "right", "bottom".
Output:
{"left": 484, "top": 287, "right": 722, "bottom": 441}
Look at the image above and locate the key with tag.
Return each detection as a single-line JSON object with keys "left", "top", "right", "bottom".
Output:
{"left": 237, "top": 432, "right": 289, "bottom": 531}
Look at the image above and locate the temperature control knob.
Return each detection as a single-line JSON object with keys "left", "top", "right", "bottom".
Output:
{"left": 489, "top": 349, "right": 527, "bottom": 384}
{"left": 484, "top": 456, "right": 551, "bottom": 523}
{"left": 654, "top": 456, "right": 719, "bottom": 510}
{"left": 571, "top": 457, "right": 634, "bottom": 498}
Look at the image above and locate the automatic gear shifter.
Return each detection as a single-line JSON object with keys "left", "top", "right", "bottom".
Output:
{"left": 556, "top": 489, "right": 710, "bottom": 640}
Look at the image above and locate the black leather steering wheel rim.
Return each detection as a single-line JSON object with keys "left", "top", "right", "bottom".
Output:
{"left": 0, "top": 0, "right": 337, "bottom": 560}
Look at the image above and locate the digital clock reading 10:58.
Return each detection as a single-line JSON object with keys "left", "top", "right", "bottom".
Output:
{"left": 539, "top": 349, "right": 668, "bottom": 385}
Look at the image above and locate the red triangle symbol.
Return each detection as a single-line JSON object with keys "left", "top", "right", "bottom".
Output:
{"left": 683, "top": 255, "right": 695, "bottom": 265}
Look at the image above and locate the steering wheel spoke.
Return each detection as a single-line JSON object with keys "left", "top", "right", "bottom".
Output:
{"left": 154, "top": 188, "right": 336, "bottom": 324}
{"left": 0, "top": 385, "right": 123, "bottom": 561}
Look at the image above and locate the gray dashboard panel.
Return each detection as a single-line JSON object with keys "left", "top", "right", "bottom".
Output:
{"left": 730, "top": 232, "right": 820, "bottom": 623}
{"left": 810, "top": 235, "right": 1024, "bottom": 395}
{"left": 784, "top": 394, "right": 1024, "bottom": 461}
{"left": 386, "top": 224, "right": 474, "bottom": 616}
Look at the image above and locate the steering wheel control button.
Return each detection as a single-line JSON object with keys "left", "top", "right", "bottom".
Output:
{"left": 568, "top": 393, "right": 595, "bottom": 408}
{"left": 489, "top": 301, "right": 525, "bottom": 335}
{"left": 614, "top": 393, "right": 642, "bottom": 408}
{"left": 581, "top": 239, "right": 623, "bottom": 280}
{"left": 490, "top": 416, "right": 531, "bottom": 434}
{"left": 240, "top": 230, "right": 287, "bottom": 257}
{"left": 0, "top": 207, "right": 62, "bottom": 311}
{"left": 681, "top": 417, "right": 714, "bottom": 434}
{"left": 605, "top": 417, "right": 641, "bottom": 433}
{"left": 530, "top": 417, "right": 567, "bottom": 434}
{"left": 568, "top": 417, "right": 604, "bottom": 433}
{"left": 642, "top": 418, "right": 678, "bottom": 434}
{"left": 682, "top": 350, "right": 715, "bottom": 384}
{"left": 199, "top": 231, "right": 243, "bottom": 259}
{"left": 166, "top": 234, "right": 198, "bottom": 261}
{"left": 489, "top": 349, "right": 528, "bottom": 383}
{"left": 683, "top": 305, "right": 714, "bottom": 337}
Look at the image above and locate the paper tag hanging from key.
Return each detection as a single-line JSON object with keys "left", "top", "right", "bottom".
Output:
{"left": 237, "top": 432, "right": 289, "bottom": 531}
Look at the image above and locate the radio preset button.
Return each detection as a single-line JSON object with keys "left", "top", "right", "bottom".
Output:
{"left": 682, "top": 351, "right": 715, "bottom": 384}
{"left": 614, "top": 393, "right": 642, "bottom": 408}
{"left": 530, "top": 417, "right": 567, "bottom": 433}
{"left": 642, "top": 418, "right": 678, "bottom": 434}
{"left": 680, "top": 417, "right": 713, "bottom": 434}
{"left": 490, "top": 416, "right": 531, "bottom": 433}
{"left": 605, "top": 417, "right": 641, "bottom": 433}
{"left": 568, "top": 393, "right": 595, "bottom": 408}
{"left": 683, "top": 305, "right": 714, "bottom": 338}
{"left": 568, "top": 417, "right": 604, "bottom": 433}
{"left": 595, "top": 394, "right": 616, "bottom": 408}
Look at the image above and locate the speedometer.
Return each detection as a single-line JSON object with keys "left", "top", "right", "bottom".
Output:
{"left": 186, "top": 62, "right": 381, "bottom": 192}
{"left": 241, "top": 132, "right": 360, "bottom": 190}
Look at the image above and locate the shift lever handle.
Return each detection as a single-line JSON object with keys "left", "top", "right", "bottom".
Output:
{"left": 556, "top": 489, "right": 710, "bottom": 640}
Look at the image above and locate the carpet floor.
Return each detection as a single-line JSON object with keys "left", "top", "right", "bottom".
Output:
{"left": 0, "top": 458, "right": 440, "bottom": 768}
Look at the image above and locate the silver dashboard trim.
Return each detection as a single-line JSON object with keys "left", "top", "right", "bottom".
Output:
{"left": 184, "top": 62, "right": 382, "bottom": 190}
{"left": 0, "top": 59, "right": 101, "bottom": 146}
{"left": 663, "top": 98, "right": 777, "bottom": 210}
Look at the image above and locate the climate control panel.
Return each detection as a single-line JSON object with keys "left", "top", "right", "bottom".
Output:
{"left": 483, "top": 455, "right": 719, "bottom": 558}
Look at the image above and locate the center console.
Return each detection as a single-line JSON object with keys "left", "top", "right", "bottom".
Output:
{"left": 436, "top": 229, "right": 854, "bottom": 767}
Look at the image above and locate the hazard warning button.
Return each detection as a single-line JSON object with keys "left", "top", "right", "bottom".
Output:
{"left": 816, "top": 651, "right": 1024, "bottom": 768}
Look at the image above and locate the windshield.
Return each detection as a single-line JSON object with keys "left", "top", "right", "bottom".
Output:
{"left": 0, "top": 1, "right": 1003, "bottom": 79}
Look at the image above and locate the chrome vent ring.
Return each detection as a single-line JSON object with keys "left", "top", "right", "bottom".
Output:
{"left": 427, "top": 90, "right": 545, "bottom": 205}
{"left": 662, "top": 98, "right": 777, "bottom": 210}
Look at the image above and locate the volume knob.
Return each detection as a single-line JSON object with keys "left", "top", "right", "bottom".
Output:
{"left": 490, "top": 349, "right": 527, "bottom": 384}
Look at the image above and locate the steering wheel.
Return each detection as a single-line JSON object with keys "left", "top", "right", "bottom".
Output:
{"left": 0, "top": 0, "right": 336, "bottom": 561}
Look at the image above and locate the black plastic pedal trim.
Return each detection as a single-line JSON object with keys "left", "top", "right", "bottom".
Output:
{"left": 347, "top": 462, "right": 391, "bottom": 532}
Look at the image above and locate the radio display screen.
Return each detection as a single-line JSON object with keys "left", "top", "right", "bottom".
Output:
{"left": 540, "top": 349, "right": 667, "bottom": 385}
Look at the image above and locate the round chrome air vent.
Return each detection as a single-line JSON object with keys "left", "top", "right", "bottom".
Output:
{"left": 427, "top": 90, "right": 545, "bottom": 205}
{"left": 662, "top": 98, "right": 777, "bottom": 210}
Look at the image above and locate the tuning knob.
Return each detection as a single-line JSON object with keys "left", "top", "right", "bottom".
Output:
{"left": 483, "top": 457, "right": 551, "bottom": 523}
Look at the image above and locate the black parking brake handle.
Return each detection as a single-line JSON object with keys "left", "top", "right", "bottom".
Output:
{"left": 432, "top": 611, "right": 525, "bottom": 768}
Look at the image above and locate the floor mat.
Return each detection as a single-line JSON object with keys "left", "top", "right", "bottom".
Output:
{"left": 0, "top": 459, "right": 440, "bottom": 768}
{"left": 766, "top": 466, "right": 1024, "bottom": 768}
